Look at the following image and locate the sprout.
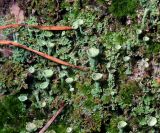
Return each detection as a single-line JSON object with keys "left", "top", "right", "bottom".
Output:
{"left": 61, "top": 65, "right": 68, "bottom": 69}
{"left": 136, "top": 29, "right": 142, "bottom": 34}
{"left": 115, "top": 44, "right": 121, "bottom": 50}
{"left": 46, "top": 130, "right": 56, "bottom": 133}
{"left": 26, "top": 122, "right": 37, "bottom": 132}
{"left": 48, "top": 42, "right": 55, "bottom": 48}
{"left": 59, "top": 70, "right": 68, "bottom": 78}
{"left": 91, "top": 73, "right": 103, "bottom": 81}
{"left": 65, "top": 77, "right": 74, "bottom": 91}
{"left": 66, "top": 127, "right": 73, "bottom": 133}
{"left": 41, "top": 100, "right": 47, "bottom": 107}
{"left": 28, "top": 66, "right": 35, "bottom": 74}
{"left": 87, "top": 48, "right": 100, "bottom": 70}
{"left": 147, "top": 117, "right": 157, "bottom": 127}
{"left": 47, "top": 42, "right": 55, "bottom": 55}
{"left": 106, "top": 62, "right": 111, "bottom": 69}
{"left": 72, "top": 19, "right": 84, "bottom": 29}
{"left": 87, "top": 48, "right": 100, "bottom": 58}
{"left": 91, "top": 73, "right": 103, "bottom": 97}
{"left": 143, "top": 36, "right": 150, "bottom": 42}
{"left": 18, "top": 94, "right": 28, "bottom": 102}
{"left": 43, "top": 69, "right": 54, "bottom": 78}
{"left": 59, "top": 70, "right": 68, "bottom": 88}
{"left": 40, "top": 40, "right": 47, "bottom": 46}
{"left": 117, "top": 121, "right": 127, "bottom": 129}
{"left": 39, "top": 81, "right": 49, "bottom": 89}
{"left": 61, "top": 31, "right": 66, "bottom": 36}
{"left": 33, "top": 90, "right": 41, "bottom": 107}
{"left": 138, "top": 58, "right": 149, "bottom": 68}
{"left": 26, "top": 120, "right": 45, "bottom": 132}
{"left": 69, "top": 87, "right": 75, "bottom": 92}
{"left": 44, "top": 31, "right": 53, "bottom": 37}
{"left": 65, "top": 77, "right": 74, "bottom": 84}
{"left": 123, "top": 56, "right": 130, "bottom": 62}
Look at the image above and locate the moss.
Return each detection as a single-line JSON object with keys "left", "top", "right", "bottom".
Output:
{"left": 84, "top": 97, "right": 95, "bottom": 108}
{"left": 146, "top": 42, "right": 160, "bottom": 56}
{"left": 0, "top": 0, "right": 159, "bottom": 132}
{"left": 118, "top": 81, "right": 141, "bottom": 106}
{"left": 18, "top": 0, "right": 57, "bottom": 23}
{"left": 0, "top": 61, "right": 27, "bottom": 94}
{"left": 129, "top": 117, "right": 139, "bottom": 130}
{"left": 101, "top": 94, "right": 111, "bottom": 104}
{"left": 108, "top": 116, "right": 125, "bottom": 133}
{"left": 109, "top": 0, "right": 138, "bottom": 19}
{"left": 102, "top": 32, "right": 126, "bottom": 48}
{"left": 75, "top": 83, "right": 92, "bottom": 96}
{"left": 81, "top": 113, "right": 101, "bottom": 132}
{"left": 48, "top": 122, "right": 67, "bottom": 133}
{"left": 0, "top": 96, "right": 27, "bottom": 132}
{"left": 118, "top": 64, "right": 128, "bottom": 81}
{"left": 91, "top": 111, "right": 102, "bottom": 132}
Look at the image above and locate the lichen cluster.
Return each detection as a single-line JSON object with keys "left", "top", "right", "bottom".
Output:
{"left": 0, "top": 0, "right": 160, "bottom": 132}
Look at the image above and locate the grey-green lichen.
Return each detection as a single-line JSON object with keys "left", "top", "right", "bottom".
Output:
{"left": 0, "top": 0, "right": 160, "bottom": 132}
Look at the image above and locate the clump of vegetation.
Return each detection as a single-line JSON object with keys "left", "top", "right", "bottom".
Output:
{"left": 109, "top": 0, "right": 138, "bottom": 19}
{"left": 0, "top": 96, "right": 27, "bottom": 132}
{"left": 118, "top": 81, "right": 141, "bottom": 107}
{"left": 0, "top": 0, "right": 160, "bottom": 132}
{"left": 0, "top": 61, "right": 27, "bottom": 94}
{"left": 108, "top": 116, "right": 126, "bottom": 133}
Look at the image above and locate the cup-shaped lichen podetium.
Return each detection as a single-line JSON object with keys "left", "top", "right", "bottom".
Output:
{"left": 42, "top": 69, "right": 54, "bottom": 88}
{"left": 87, "top": 48, "right": 100, "bottom": 70}
{"left": 59, "top": 70, "right": 68, "bottom": 88}
{"left": 65, "top": 77, "right": 74, "bottom": 92}
{"left": 92, "top": 73, "right": 103, "bottom": 89}
{"left": 43, "top": 69, "right": 54, "bottom": 79}
{"left": 91, "top": 73, "right": 103, "bottom": 97}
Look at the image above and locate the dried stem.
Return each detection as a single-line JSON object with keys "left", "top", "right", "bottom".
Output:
{"left": 0, "top": 24, "right": 73, "bottom": 30}
{"left": 39, "top": 103, "right": 65, "bottom": 133}
{"left": 0, "top": 40, "right": 89, "bottom": 71}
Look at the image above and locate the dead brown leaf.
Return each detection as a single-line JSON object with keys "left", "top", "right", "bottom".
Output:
{"left": 10, "top": 3, "right": 24, "bottom": 23}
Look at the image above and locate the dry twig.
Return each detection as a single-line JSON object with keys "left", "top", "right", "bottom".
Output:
{"left": 0, "top": 40, "right": 88, "bottom": 71}
{"left": 39, "top": 103, "right": 65, "bottom": 133}
{"left": 0, "top": 24, "right": 73, "bottom": 30}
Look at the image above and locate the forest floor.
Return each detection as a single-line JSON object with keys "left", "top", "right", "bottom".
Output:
{"left": 0, "top": 0, "right": 160, "bottom": 133}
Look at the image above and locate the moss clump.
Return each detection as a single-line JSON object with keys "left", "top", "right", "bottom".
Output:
{"left": 48, "top": 122, "right": 67, "bottom": 133}
{"left": 17, "top": 0, "right": 57, "bottom": 23}
{"left": 146, "top": 42, "right": 160, "bottom": 56}
{"left": 0, "top": 96, "right": 27, "bottom": 132}
{"left": 0, "top": 61, "right": 27, "bottom": 94}
{"left": 118, "top": 81, "right": 141, "bottom": 106}
{"left": 109, "top": 0, "right": 138, "bottom": 19}
{"left": 108, "top": 116, "right": 125, "bottom": 133}
{"left": 118, "top": 64, "right": 128, "bottom": 81}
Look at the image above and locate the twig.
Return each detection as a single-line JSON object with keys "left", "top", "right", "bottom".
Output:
{"left": 0, "top": 40, "right": 88, "bottom": 71}
{"left": 39, "top": 103, "right": 65, "bottom": 133}
{"left": 0, "top": 24, "right": 73, "bottom": 30}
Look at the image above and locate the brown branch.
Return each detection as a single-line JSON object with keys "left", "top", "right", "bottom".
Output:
{"left": 0, "top": 24, "right": 73, "bottom": 30}
{"left": 0, "top": 40, "right": 89, "bottom": 71}
{"left": 39, "top": 103, "right": 65, "bottom": 133}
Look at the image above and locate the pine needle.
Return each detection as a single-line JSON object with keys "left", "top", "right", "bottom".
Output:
{"left": 0, "top": 40, "right": 88, "bottom": 71}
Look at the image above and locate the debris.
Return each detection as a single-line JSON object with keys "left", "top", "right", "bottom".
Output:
{"left": 0, "top": 40, "right": 88, "bottom": 71}
{"left": 39, "top": 103, "right": 65, "bottom": 133}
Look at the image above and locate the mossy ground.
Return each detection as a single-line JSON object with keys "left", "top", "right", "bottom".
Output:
{"left": 0, "top": 0, "right": 160, "bottom": 132}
